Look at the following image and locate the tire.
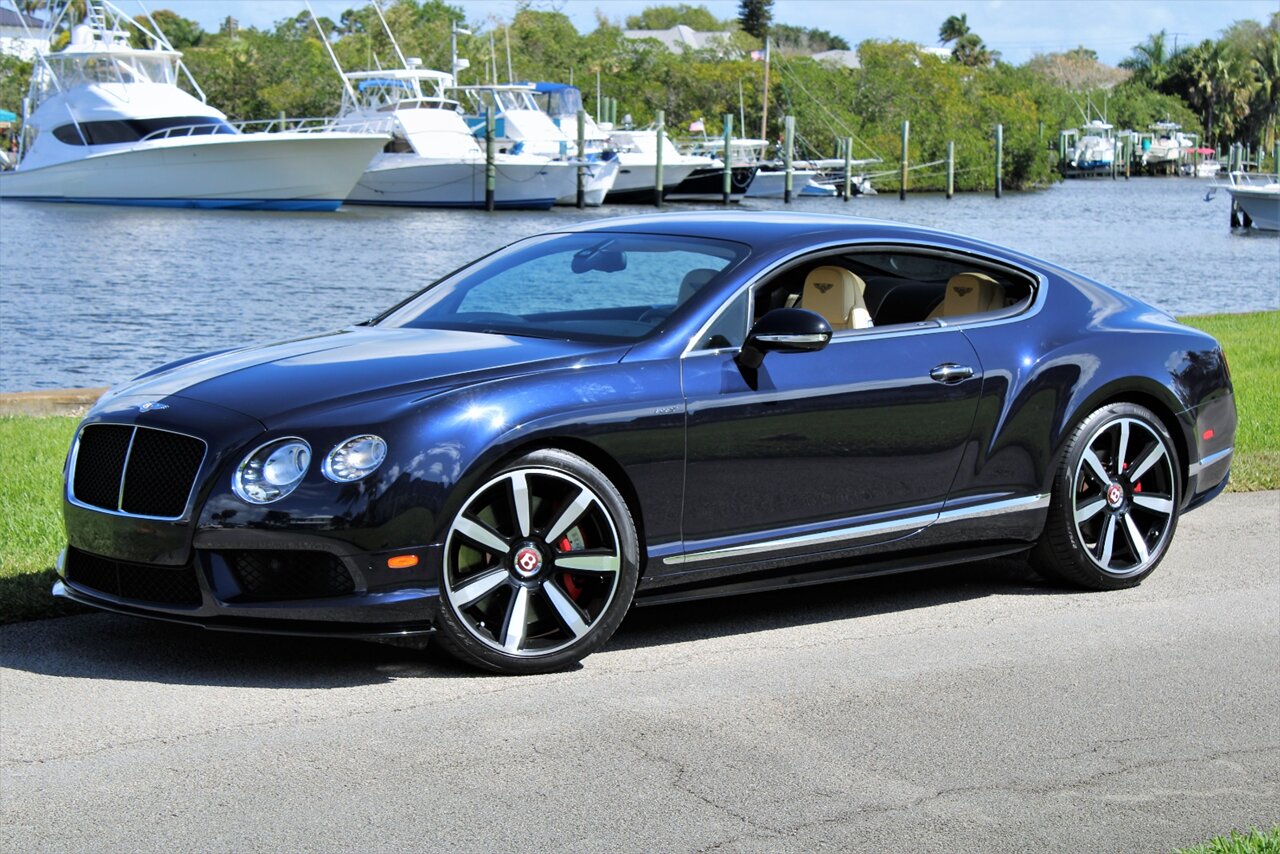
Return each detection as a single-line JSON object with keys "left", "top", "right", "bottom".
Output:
{"left": 1030, "top": 402, "right": 1181, "bottom": 590}
{"left": 433, "top": 449, "right": 639, "bottom": 674}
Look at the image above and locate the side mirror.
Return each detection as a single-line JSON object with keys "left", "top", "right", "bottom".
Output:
{"left": 737, "top": 308, "right": 832, "bottom": 369}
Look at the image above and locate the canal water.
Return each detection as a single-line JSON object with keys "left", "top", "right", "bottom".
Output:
{"left": 1, "top": 176, "right": 1276, "bottom": 392}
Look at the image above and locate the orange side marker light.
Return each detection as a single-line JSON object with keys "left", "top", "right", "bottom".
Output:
{"left": 387, "top": 554, "right": 419, "bottom": 569}
{"left": 1202, "top": 429, "right": 1214, "bottom": 441}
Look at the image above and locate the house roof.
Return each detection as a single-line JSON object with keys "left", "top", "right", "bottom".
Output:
{"left": 0, "top": 8, "right": 45, "bottom": 28}
{"left": 622, "top": 24, "right": 733, "bottom": 53}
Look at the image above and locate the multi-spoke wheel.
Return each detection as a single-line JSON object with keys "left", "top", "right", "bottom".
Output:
{"left": 434, "top": 449, "right": 639, "bottom": 674}
{"left": 1031, "top": 403, "right": 1181, "bottom": 590}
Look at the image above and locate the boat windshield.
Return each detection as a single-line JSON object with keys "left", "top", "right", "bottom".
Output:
{"left": 47, "top": 52, "right": 177, "bottom": 88}
{"left": 376, "top": 232, "right": 749, "bottom": 343}
{"left": 533, "top": 87, "right": 582, "bottom": 119}
{"left": 465, "top": 89, "right": 539, "bottom": 113}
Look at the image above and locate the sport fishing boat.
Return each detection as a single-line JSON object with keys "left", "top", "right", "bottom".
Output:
{"left": 1068, "top": 120, "right": 1115, "bottom": 172}
{"left": 454, "top": 83, "right": 616, "bottom": 206}
{"left": 1218, "top": 171, "right": 1280, "bottom": 231}
{"left": 333, "top": 67, "right": 578, "bottom": 209}
{"left": 526, "top": 82, "right": 620, "bottom": 205}
{"left": 606, "top": 126, "right": 711, "bottom": 203}
{"left": 0, "top": 2, "right": 386, "bottom": 210}
{"left": 1142, "top": 121, "right": 1194, "bottom": 169}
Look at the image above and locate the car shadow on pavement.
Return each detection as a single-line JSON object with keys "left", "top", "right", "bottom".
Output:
{"left": 612, "top": 556, "right": 1072, "bottom": 650}
{"left": 0, "top": 558, "right": 1072, "bottom": 687}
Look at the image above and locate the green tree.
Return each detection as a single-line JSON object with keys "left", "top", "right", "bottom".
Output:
{"left": 738, "top": 0, "right": 772, "bottom": 40}
{"left": 624, "top": 5, "right": 726, "bottom": 31}
{"left": 129, "top": 9, "right": 204, "bottom": 50}
{"left": 770, "top": 24, "right": 849, "bottom": 53}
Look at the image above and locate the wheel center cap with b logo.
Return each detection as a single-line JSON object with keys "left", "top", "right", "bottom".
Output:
{"left": 1106, "top": 482, "right": 1124, "bottom": 508}
{"left": 512, "top": 544, "right": 543, "bottom": 578}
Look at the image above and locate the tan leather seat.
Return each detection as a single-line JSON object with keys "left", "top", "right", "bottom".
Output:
{"left": 678, "top": 268, "right": 720, "bottom": 304}
{"left": 928, "top": 272, "right": 1006, "bottom": 319}
{"left": 801, "top": 266, "right": 872, "bottom": 330}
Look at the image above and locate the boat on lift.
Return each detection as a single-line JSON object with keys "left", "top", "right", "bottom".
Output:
{"left": 334, "top": 67, "right": 578, "bottom": 209}
{"left": 1143, "top": 121, "right": 1194, "bottom": 170}
{"left": 454, "top": 83, "right": 616, "bottom": 206}
{"left": 1068, "top": 120, "right": 1116, "bottom": 172}
{"left": 0, "top": 2, "right": 386, "bottom": 210}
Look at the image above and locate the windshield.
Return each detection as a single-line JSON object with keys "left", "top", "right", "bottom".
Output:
{"left": 377, "top": 232, "right": 748, "bottom": 343}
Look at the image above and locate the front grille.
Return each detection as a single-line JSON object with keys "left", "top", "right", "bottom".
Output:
{"left": 224, "top": 550, "right": 355, "bottom": 601}
{"left": 65, "top": 548, "right": 203, "bottom": 607}
{"left": 72, "top": 424, "right": 205, "bottom": 518}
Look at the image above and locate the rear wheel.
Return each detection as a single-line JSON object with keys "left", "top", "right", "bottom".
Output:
{"left": 1031, "top": 403, "right": 1180, "bottom": 590}
{"left": 434, "top": 449, "right": 638, "bottom": 674}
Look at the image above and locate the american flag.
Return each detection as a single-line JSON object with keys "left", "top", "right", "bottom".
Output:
{"left": 750, "top": 50, "right": 763, "bottom": 61}
{"left": 689, "top": 119, "right": 705, "bottom": 132}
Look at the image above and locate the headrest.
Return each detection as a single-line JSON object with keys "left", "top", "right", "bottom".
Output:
{"left": 678, "top": 268, "right": 720, "bottom": 304}
{"left": 942, "top": 272, "right": 1003, "bottom": 316}
{"left": 802, "top": 266, "right": 870, "bottom": 330}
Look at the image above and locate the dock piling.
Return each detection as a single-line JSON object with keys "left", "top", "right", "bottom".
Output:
{"left": 946, "top": 140, "right": 955, "bottom": 199}
{"left": 843, "top": 136, "right": 853, "bottom": 202}
{"left": 484, "top": 109, "right": 496, "bottom": 211}
{"left": 722, "top": 114, "right": 732, "bottom": 205}
{"left": 994, "top": 124, "right": 1003, "bottom": 198}
{"left": 783, "top": 115, "right": 795, "bottom": 204}
{"left": 654, "top": 109, "right": 665, "bottom": 208}
{"left": 900, "top": 120, "right": 909, "bottom": 201}
{"left": 576, "top": 109, "right": 586, "bottom": 209}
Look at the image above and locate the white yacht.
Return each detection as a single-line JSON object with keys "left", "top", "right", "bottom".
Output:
{"left": 606, "top": 127, "right": 707, "bottom": 203}
{"left": 0, "top": 3, "right": 386, "bottom": 210}
{"left": 453, "top": 83, "right": 616, "bottom": 206}
{"left": 333, "top": 68, "right": 577, "bottom": 209}
{"left": 527, "top": 82, "right": 620, "bottom": 206}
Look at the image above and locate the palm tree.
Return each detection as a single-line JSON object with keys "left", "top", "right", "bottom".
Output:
{"left": 938, "top": 13, "right": 969, "bottom": 46}
{"left": 1120, "top": 30, "right": 1182, "bottom": 88}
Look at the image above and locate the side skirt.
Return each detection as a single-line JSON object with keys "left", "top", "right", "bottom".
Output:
{"left": 633, "top": 542, "right": 1030, "bottom": 607}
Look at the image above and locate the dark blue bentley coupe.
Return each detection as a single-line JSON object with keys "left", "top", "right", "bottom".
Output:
{"left": 56, "top": 212, "right": 1236, "bottom": 673}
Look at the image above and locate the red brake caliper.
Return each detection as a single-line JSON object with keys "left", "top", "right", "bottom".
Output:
{"left": 557, "top": 536, "right": 584, "bottom": 601}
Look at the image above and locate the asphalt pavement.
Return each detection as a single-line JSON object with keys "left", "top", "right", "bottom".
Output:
{"left": 2, "top": 491, "right": 1277, "bottom": 853}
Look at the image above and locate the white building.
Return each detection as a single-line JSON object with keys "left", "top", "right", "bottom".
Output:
{"left": 0, "top": 8, "right": 47, "bottom": 61}
{"left": 622, "top": 24, "right": 736, "bottom": 57}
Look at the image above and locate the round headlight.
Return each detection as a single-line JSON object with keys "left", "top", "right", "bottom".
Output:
{"left": 323, "top": 435, "right": 387, "bottom": 483}
{"left": 233, "top": 438, "right": 311, "bottom": 504}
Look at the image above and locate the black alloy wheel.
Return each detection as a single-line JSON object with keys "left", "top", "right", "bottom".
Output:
{"left": 434, "top": 449, "right": 639, "bottom": 674}
{"left": 1032, "top": 402, "right": 1181, "bottom": 590}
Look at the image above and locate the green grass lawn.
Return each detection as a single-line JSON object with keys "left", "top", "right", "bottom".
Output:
{"left": 0, "top": 311, "right": 1275, "bottom": 625}
{"left": 1182, "top": 311, "right": 1279, "bottom": 491}
{"left": 1176, "top": 826, "right": 1280, "bottom": 854}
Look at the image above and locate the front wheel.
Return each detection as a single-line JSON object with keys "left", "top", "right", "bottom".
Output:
{"left": 434, "top": 449, "right": 639, "bottom": 674}
{"left": 1031, "top": 403, "right": 1181, "bottom": 590}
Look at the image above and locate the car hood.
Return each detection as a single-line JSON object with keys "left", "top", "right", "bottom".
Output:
{"left": 102, "top": 327, "right": 623, "bottom": 425}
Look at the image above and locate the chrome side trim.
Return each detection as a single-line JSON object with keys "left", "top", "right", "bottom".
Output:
{"left": 1187, "top": 446, "right": 1233, "bottom": 476}
{"left": 67, "top": 422, "right": 209, "bottom": 522}
{"left": 663, "top": 493, "right": 1051, "bottom": 566}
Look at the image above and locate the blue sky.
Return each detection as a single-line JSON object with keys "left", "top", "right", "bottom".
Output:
{"left": 145, "top": 0, "right": 1274, "bottom": 66}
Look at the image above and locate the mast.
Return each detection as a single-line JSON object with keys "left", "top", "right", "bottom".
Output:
{"left": 759, "top": 36, "right": 770, "bottom": 141}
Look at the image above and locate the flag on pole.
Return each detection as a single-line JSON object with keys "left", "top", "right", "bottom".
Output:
{"left": 750, "top": 50, "right": 763, "bottom": 61}
{"left": 689, "top": 119, "right": 705, "bottom": 132}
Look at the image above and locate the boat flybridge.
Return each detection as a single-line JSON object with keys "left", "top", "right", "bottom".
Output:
{"left": 332, "top": 67, "right": 578, "bottom": 209}
{"left": 0, "top": 2, "right": 387, "bottom": 210}
{"left": 452, "top": 83, "right": 617, "bottom": 206}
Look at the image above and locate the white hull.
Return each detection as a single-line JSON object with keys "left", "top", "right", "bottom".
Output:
{"left": 606, "top": 156, "right": 699, "bottom": 203}
{"left": 553, "top": 157, "right": 619, "bottom": 206}
{"left": 346, "top": 153, "right": 578, "bottom": 209}
{"left": 1227, "top": 186, "right": 1280, "bottom": 231}
{"left": 0, "top": 133, "right": 384, "bottom": 210}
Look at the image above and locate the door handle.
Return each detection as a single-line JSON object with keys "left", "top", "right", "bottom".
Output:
{"left": 930, "top": 363, "right": 974, "bottom": 384}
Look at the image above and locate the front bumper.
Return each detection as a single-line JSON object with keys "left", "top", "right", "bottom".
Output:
{"left": 53, "top": 539, "right": 442, "bottom": 640}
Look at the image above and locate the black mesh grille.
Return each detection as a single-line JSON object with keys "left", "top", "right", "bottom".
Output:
{"left": 120, "top": 428, "right": 206, "bottom": 517}
{"left": 225, "top": 550, "right": 355, "bottom": 601}
{"left": 72, "top": 425, "right": 133, "bottom": 510}
{"left": 71, "top": 424, "right": 205, "bottom": 518}
{"left": 65, "top": 548, "right": 203, "bottom": 607}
